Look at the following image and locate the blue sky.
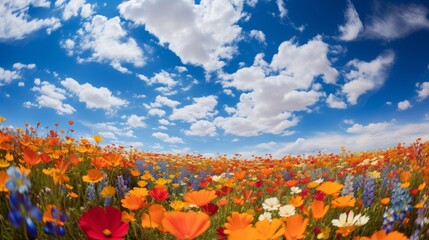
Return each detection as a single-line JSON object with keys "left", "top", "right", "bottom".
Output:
{"left": 1, "top": 0, "right": 429, "bottom": 156}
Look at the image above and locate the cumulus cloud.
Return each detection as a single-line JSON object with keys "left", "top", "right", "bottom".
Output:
{"left": 152, "top": 132, "right": 184, "bottom": 144}
{"left": 0, "top": 0, "right": 61, "bottom": 40}
{"left": 65, "top": 15, "right": 145, "bottom": 72}
{"left": 28, "top": 80, "right": 76, "bottom": 115}
{"left": 1, "top": 63, "right": 36, "bottom": 85}
{"left": 216, "top": 36, "right": 338, "bottom": 136}
{"left": 246, "top": 120, "right": 429, "bottom": 156}
{"left": 148, "top": 108, "right": 166, "bottom": 117}
{"left": 326, "top": 94, "right": 347, "bottom": 109}
{"left": 61, "top": 77, "right": 128, "bottom": 111}
{"left": 338, "top": 0, "right": 363, "bottom": 41}
{"left": 118, "top": 0, "right": 244, "bottom": 72}
{"left": 416, "top": 82, "right": 429, "bottom": 101}
{"left": 364, "top": 4, "right": 429, "bottom": 40}
{"left": 397, "top": 100, "right": 412, "bottom": 111}
{"left": 249, "top": 30, "right": 266, "bottom": 43}
{"left": 170, "top": 95, "right": 218, "bottom": 122}
{"left": 127, "top": 114, "right": 146, "bottom": 128}
{"left": 56, "top": 0, "right": 93, "bottom": 21}
{"left": 138, "top": 70, "right": 178, "bottom": 94}
{"left": 342, "top": 50, "right": 395, "bottom": 104}
{"left": 149, "top": 95, "right": 180, "bottom": 109}
{"left": 82, "top": 121, "right": 136, "bottom": 139}
{"left": 184, "top": 120, "right": 217, "bottom": 136}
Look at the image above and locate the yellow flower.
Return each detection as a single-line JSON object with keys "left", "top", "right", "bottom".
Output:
{"left": 155, "top": 178, "right": 171, "bottom": 185}
{"left": 418, "top": 182, "right": 426, "bottom": 191}
{"left": 137, "top": 180, "right": 148, "bottom": 187}
{"left": 5, "top": 153, "right": 14, "bottom": 161}
{"left": 93, "top": 135, "right": 103, "bottom": 144}
{"left": 414, "top": 202, "right": 425, "bottom": 209}
{"left": 0, "top": 159, "right": 10, "bottom": 168}
{"left": 122, "top": 211, "right": 136, "bottom": 223}
{"left": 400, "top": 182, "right": 410, "bottom": 188}
{"left": 308, "top": 181, "right": 320, "bottom": 188}
{"left": 129, "top": 187, "right": 149, "bottom": 197}
{"left": 170, "top": 200, "right": 188, "bottom": 211}
{"left": 317, "top": 228, "right": 331, "bottom": 239}
{"left": 100, "top": 186, "right": 116, "bottom": 197}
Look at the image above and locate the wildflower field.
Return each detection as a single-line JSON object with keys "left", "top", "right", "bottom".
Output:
{"left": 0, "top": 117, "right": 428, "bottom": 240}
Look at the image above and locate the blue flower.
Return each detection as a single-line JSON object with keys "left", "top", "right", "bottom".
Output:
{"left": 5, "top": 165, "right": 31, "bottom": 193}
{"left": 43, "top": 206, "right": 67, "bottom": 237}
{"left": 8, "top": 191, "right": 42, "bottom": 238}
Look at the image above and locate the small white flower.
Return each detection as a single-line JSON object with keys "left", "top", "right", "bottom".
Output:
{"left": 290, "top": 186, "right": 302, "bottom": 194}
{"left": 355, "top": 214, "right": 370, "bottom": 226}
{"left": 212, "top": 175, "right": 222, "bottom": 182}
{"left": 278, "top": 204, "right": 295, "bottom": 217}
{"left": 262, "top": 197, "right": 281, "bottom": 211}
{"left": 315, "top": 178, "right": 324, "bottom": 184}
{"left": 258, "top": 212, "right": 272, "bottom": 222}
{"left": 331, "top": 211, "right": 359, "bottom": 227}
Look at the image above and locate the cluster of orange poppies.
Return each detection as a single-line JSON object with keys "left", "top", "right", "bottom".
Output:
{"left": 0, "top": 118, "right": 428, "bottom": 239}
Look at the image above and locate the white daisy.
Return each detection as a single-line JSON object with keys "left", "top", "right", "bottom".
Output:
{"left": 331, "top": 211, "right": 359, "bottom": 227}
{"left": 262, "top": 197, "right": 281, "bottom": 211}
{"left": 290, "top": 186, "right": 302, "bottom": 194}
{"left": 258, "top": 212, "right": 273, "bottom": 222}
{"left": 278, "top": 204, "right": 296, "bottom": 217}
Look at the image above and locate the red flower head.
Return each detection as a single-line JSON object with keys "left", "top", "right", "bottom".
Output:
{"left": 149, "top": 185, "right": 169, "bottom": 201}
{"left": 200, "top": 203, "right": 219, "bottom": 216}
{"left": 79, "top": 206, "right": 129, "bottom": 240}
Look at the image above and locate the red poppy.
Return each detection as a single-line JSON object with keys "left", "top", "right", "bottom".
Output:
{"left": 149, "top": 185, "right": 169, "bottom": 201}
{"left": 200, "top": 203, "right": 219, "bottom": 216}
{"left": 79, "top": 206, "right": 129, "bottom": 240}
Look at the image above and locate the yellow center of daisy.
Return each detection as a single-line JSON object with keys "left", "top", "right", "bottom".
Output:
{"left": 103, "top": 229, "right": 112, "bottom": 237}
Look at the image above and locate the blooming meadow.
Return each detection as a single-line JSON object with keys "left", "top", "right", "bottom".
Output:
{"left": 0, "top": 117, "right": 428, "bottom": 240}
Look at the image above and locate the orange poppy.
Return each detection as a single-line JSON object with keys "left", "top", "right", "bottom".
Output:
{"left": 317, "top": 182, "right": 343, "bottom": 196}
{"left": 255, "top": 219, "right": 285, "bottom": 239}
{"left": 224, "top": 212, "right": 254, "bottom": 234}
{"left": 122, "top": 211, "right": 136, "bottom": 223}
{"left": 228, "top": 226, "right": 262, "bottom": 240}
{"left": 283, "top": 214, "right": 309, "bottom": 240}
{"left": 23, "top": 147, "right": 41, "bottom": 166}
{"left": 162, "top": 211, "right": 210, "bottom": 240}
{"left": 82, "top": 169, "right": 104, "bottom": 183}
{"left": 368, "top": 230, "right": 408, "bottom": 240}
{"left": 234, "top": 170, "right": 247, "bottom": 180}
{"left": 141, "top": 204, "right": 165, "bottom": 228}
{"left": 289, "top": 196, "right": 304, "bottom": 207}
{"left": 331, "top": 195, "right": 356, "bottom": 208}
{"left": 311, "top": 200, "right": 329, "bottom": 220}
{"left": 121, "top": 193, "right": 147, "bottom": 210}
{"left": 0, "top": 170, "right": 9, "bottom": 192}
{"left": 184, "top": 189, "right": 217, "bottom": 207}
{"left": 380, "top": 198, "right": 390, "bottom": 205}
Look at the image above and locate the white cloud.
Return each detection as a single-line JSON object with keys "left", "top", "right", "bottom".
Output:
{"left": 29, "top": 80, "right": 76, "bottom": 115}
{"left": 343, "top": 119, "right": 355, "bottom": 125}
{"left": 0, "top": 0, "right": 61, "bottom": 40}
{"left": 127, "top": 114, "right": 146, "bottom": 128}
{"left": 152, "top": 132, "right": 184, "bottom": 144}
{"left": 83, "top": 121, "right": 136, "bottom": 138}
{"left": 217, "top": 36, "right": 337, "bottom": 136}
{"left": 416, "top": 82, "right": 429, "bottom": 101}
{"left": 99, "top": 131, "right": 117, "bottom": 140}
{"left": 342, "top": 50, "right": 395, "bottom": 104}
{"left": 249, "top": 30, "right": 266, "bottom": 43}
{"left": 245, "top": 120, "right": 429, "bottom": 156}
{"left": 338, "top": 0, "right": 363, "bottom": 41}
{"left": 67, "top": 15, "right": 145, "bottom": 72}
{"left": 276, "top": 0, "right": 287, "bottom": 18}
{"left": 138, "top": 70, "right": 178, "bottom": 93}
{"left": 34, "top": 78, "right": 41, "bottom": 85}
{"left": 326, "top": 93, "right": 347, "bottom": 109}
{"left": 364, "top": 4, "right": 429, "bottom": 40}
{"left": 184, "top": 120, "right": 217, "bottom": 136}
{"left": 118, "top": 0, "right": 244, "bottom": 72}
{"left": 0, "top": 67, "right": 21, "bottom": 85}
{"left": 61, "top": 0, "right": 86, "bottom": 20}
{"left": 170, "top": 95, "right": 218, "bottom": 122}
{"left": 148, "top": 108, "right": 166, "bottom": 117}
{"left": 0, "top": 63, "right": 37, "bottom": 85}
{"left": 397, "top": 100, "right": 412, "bottom": 111}
{"left": 61, "top": 77, "right": 128, "bottom": 111}
{"left": 159, "top": 119, "right": 173, "bottom": 125}
{"left": 18, "top": 82, "right": 25, "bottom": 87}
{"left": 13, "top": 63, "right": 36, "bottom": 70}
{"left": 150, "top": 95, "right": 180, "bottom": 108}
